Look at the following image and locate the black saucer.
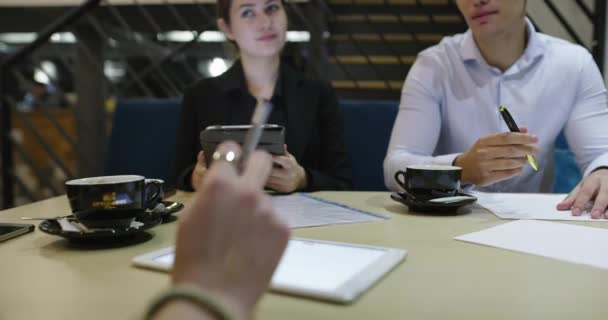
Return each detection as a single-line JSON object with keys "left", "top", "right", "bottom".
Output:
{"left": 38, "top": 215, "right": 162, "bottom": 243}
{"left": 390, "top": 192, "right": 477, "bottom": 214}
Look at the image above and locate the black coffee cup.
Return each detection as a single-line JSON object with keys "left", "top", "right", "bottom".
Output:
{"left": 394, "top": 165, "right": 462, "bottom": 201}
{"left": 65, "top": 175, "right": 163, "bottom": 227}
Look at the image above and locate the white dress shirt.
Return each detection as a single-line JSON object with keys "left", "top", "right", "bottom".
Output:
{"left": 384, "top": 18, "right": 608, "bottom": 193}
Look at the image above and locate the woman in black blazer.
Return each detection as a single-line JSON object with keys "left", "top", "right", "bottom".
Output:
{"left": 173, "top": 0, "right": 351, "bottom": 192}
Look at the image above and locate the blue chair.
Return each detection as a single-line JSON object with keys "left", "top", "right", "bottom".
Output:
{"left": 553, "top": 131, "right": 581, "bottom": 193}
{"left": 105, "top": 98, "right": 181, "bottom": 184}
{"left": 339, "top": 100, "right": 399, "bottom": 191}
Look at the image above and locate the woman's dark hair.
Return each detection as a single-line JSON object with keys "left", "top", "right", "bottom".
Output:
{"left": 217, "top": 0, "right": 233, "bottom": 24}
{"left": 217, "top": 0, "right": 286, "bottom": 24}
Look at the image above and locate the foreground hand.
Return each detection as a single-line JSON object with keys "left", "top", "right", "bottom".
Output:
{"left": 557, "top": 169, "right": 608, "bottom": 219}
{"left": 191, "top": 151, "right": 208, "bottom": 191}
{"left": 454, "top": 129, "right": 538, "bottom": 187}
{"left": 172, "top": 142, "right": 290, "bottom": 319}
{"left": 266, "top": 146, "right": 307, "bottom": 193}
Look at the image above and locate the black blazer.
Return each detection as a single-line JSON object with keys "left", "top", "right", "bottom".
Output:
{"left": 173, "top": 61, "right": 352, "bottom": 192}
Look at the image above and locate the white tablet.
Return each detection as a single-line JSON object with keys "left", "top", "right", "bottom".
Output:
{"left": 132, "top": 238, "right": 406, "bottom": 303}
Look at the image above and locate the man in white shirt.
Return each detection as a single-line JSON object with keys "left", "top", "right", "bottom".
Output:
{"left": 384, "top": 0, "right": 608, "bottom": 218}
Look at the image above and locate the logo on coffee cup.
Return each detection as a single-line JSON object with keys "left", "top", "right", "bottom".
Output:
{"left": 91, "top": 192, "right": 133, "bottom": 209}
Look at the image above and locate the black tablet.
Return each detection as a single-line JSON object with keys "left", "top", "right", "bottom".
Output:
{"left": 199, "top": 124, "right": 285, "bottom": 163}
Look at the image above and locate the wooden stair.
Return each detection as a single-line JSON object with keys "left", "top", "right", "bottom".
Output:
{"left": 326, "top": 0, "right": 467, "bottom": 99}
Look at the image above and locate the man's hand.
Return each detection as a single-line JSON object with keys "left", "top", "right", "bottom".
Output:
{"left": 557, "top": 168, "right": 608, "bottom": 219}
{"left": 454, "top": 130, "right": 538, "bottom": 186}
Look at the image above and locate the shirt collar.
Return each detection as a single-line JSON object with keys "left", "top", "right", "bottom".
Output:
{"left": 460, "top": 28, "right": 482, "bottom": 62}
{"left": 219, "top": 59, "right": 284, "bottom": 98}
{"left": 460, "top": 17, "right": 545, "bottom": 67}
{"left": 520, "top": 18, "right": 546, "bottom": 63}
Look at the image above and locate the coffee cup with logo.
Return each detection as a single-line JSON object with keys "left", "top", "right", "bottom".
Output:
{"left": 394, "top": 165, "right": 462, "bottom": 202}
{"left": 65, "top": 175, "right": 163, "bottom": 227}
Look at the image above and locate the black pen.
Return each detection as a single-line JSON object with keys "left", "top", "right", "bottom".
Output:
{"left": 499, "top": 106, "right": 539, "bottom": 171}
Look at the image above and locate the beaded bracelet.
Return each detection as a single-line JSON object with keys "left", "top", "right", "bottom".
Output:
{"left": 145, "top": 285, "right": 235, "bottom": 320}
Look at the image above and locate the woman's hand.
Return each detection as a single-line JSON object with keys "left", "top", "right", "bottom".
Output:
{"left": 170, "top": 142, "right": 290, "bottom": 319}
{"left": 266, "top": 146, "right": 307, "bottom": 193}
{"left": 191, "top": 151, "right": 208, "bottom": 191}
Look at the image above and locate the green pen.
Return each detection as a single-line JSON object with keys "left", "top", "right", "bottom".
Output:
{"left": 499, "top": 106, "right": 539, "bottom": 171}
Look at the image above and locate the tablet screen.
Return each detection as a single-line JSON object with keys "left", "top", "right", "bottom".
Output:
{"left": 151, "top": 239, "right": 386, "bottom": 291}
{"left": 153, "top": 253, "right": 175, "bottom": 266}
{"left": 143, "top": 238, "right": 404, "bottom": 302}
{"left": 271, "top": 239, "right": 386, "bottom": 291}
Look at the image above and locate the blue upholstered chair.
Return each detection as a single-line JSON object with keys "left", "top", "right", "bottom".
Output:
{"left": 339, "top": 100, "right": 399, "bottom": 191}
{"left": 105, "top": 98, "right": 181, "bottom": 184}
{"left": 553, "top": 131, "right": 582, "bottom": 193}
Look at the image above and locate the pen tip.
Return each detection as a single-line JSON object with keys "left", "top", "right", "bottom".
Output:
{"left": 526, "top": 155, "right": 539, "bottom": 171}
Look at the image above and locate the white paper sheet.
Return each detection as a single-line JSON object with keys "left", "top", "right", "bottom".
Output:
{"left": 455, "top": 220, "right": 608, "bottom": 270}
{"left": 272, "top": 193, "right": 387, "bottom": 228}
{"left": 473, "top": 192, "right": 608, "bottom": 221}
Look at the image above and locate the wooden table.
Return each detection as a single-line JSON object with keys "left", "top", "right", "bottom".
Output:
{"left": 1, "top": 191, "right": 607, "bottom": 320}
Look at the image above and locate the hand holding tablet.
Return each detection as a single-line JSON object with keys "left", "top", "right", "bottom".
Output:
{"left": 199, "top": 124, "right": 285, "bottom": 166}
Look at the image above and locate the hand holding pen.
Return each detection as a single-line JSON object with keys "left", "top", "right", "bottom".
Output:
{"left": 193, "top": 99, "right": 273, "bottom": 190}
{"left": 499, "top": 106, "right": 539, "bottom": 171}
{"left": 453, "top": 106, "right": 539, "bottom": 187}
{"left": 241, "top": 99, "right": 274, "bottom": 166}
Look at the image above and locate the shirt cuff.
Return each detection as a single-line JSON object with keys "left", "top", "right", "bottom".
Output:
{"left": 432, "top": 153, "right": 462, "bottom": 167}
{"left": 432, "top": 153, "right": 475, "bottom": 191}
{"left": 583, "top": 153, "right": 608, "bottom": 176}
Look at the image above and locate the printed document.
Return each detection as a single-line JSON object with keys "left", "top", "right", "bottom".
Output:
{"left": 272, "top": 193, "right": 387, "bottom": 228}
{"left": 473, "top": 192, "right": 608, "bottom": 221}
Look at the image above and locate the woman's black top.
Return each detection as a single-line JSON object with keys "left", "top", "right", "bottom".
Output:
{"left": 173, "top": 61, "right": 352, "bottom": 191}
